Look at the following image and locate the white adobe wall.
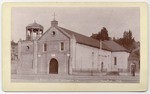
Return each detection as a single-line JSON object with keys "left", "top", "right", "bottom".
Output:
{"left": 74, "top": 43, "right": 111, "bottom": 72}
{"left": 75, "top": 43, "right": 99, "bottom": 72}
{"left": 17, "top": 41, "right": 35, "bottom": 74}
{"left": 111, "top": 52, "right": 130, "bottom": 72}
{"left": 99, "top": 49, "right": 111, "bottom": 71}
{"left": 37, "top": 27, "right": 70, "bottom": 75}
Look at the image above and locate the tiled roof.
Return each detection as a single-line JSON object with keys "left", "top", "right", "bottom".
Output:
{"left": 102, "top": 42, "right": 112, "bottom": 51}
{"left": 102, "top": 40, "right": 130, "bottom": 52}
{"left": 26, "top": 21, "right": 44, "bottom": 29}
{"left": 58, "top": 27, "right": 100, "bottom": 48}
{"left": 56, "top": 26, "right": 129, "bottom": 52}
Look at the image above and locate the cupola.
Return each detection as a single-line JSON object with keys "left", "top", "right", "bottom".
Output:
{"left": 26, "top": 20, "right": 44, "bottom": 40}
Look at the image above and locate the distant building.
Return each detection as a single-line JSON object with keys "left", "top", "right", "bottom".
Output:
{"left": 12, "top": 19, "right": 130, "bottom": 76}
{"left": 128, "top": 47, "right": 140, "bottom": 72}
{"left": 11, "top": 40, "right": 18, "bottom": 60}
{"left": 11, "top": 40, "right": 18, "bottom": 74}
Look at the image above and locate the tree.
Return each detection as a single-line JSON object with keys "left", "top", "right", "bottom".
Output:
{"left": 90, "top": 27, "right": 109, "bottom": 41}
{"left": 90, "top": 28, "right": 136, "bottom": 51}
{"left": 100, "top": 27, "right": 109, "bottom": 41}
{"left": 114, "top": 30, "right": 135, "bottom": 51}
{"left": 113, "top": 37, "right": 116, "bottom": 41}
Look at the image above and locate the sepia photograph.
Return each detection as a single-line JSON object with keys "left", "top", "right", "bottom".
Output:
{"left": 11, "top": 7, "right": 140, "bottom": 83}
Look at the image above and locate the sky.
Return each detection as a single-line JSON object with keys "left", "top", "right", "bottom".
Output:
{"left": 12, "top": 7, "right": 140, "bottom": 42}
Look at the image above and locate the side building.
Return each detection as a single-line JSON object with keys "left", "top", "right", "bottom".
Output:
{"left": 11, "top": 40, "right": 18, "bottom": 74}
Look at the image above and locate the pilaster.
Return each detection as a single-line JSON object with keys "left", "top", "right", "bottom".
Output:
{"left": 33, "top": 40, "right": 38, "bottom": 74}
{"left": 69, "top": 35, "right": 76, "bottom": 75}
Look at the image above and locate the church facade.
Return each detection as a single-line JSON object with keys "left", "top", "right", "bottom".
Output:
{"left": 13, "top": 19, "right": 130, "bottom": 76}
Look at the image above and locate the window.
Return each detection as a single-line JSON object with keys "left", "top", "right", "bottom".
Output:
{"left": 44, "top": 43, "right": 47, "bottom": 51}
{"left": 26, "top": 46, "right": 30, "bottom": 51}
{"left": 52, "top": 31, "right": 55, "bottom": 35}
{"left": 60, "top": 42, "right": 64, "bottom": 51}
{"left": 114, "top": 57, "right": 117, "bottom": 65}
{"left": 101, "top": 62, "right": 104, "bottom": 72}
{"left": 27, "top": 46, "right": 29, "bottom": 49}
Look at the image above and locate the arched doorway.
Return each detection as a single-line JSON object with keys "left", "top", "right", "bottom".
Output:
{"left": 49, "top": 58, "right": 58, "bottom": 74}
{"left": 130, "top": 63, "right": 136, "bottom": 72}
{"left": 130, "top": 63, "right": 136, "bottom": 76}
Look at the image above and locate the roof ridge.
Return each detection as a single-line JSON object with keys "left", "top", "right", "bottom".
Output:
{"left": 58, "top": 26, "right": 99, "bottom": 42}
{"left": 38, "top": 27, "right": 52, "bottom": 40}
{"left": 58, "top": 26, "right": 100, "bottom": 48}
{"left": 102, "top": 40, "right": 130, "bottom": 52}
{"left": 102, "top": 41, "right": 112, "bottom": 51}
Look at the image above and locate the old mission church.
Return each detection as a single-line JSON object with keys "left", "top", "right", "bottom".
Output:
{"left": 11, "top": 18, "right": 130, "bottom": 76}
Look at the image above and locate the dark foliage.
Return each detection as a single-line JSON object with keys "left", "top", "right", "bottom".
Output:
{"left": 113, "top": 30, "right": 135, "bottom": 51}
{"left": 91, "top": 27, "right": 110, "bottom": 41}
{"left": 90, "top": 27, "right": 137, "bottom": 51}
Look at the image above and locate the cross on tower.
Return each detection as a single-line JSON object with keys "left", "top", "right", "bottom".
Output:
{"left": 53, "top": 12, "right": 56, "bottom": 20}
{"left": 34, "top": 20, "right": 36, "bottom": 23}
{"left": 51, "top": 12, "right": 58, "bottom": 26}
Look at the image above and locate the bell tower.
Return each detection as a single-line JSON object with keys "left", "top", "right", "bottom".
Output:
{"left": 26, "top": 20, "right": 44, "bottom": 41}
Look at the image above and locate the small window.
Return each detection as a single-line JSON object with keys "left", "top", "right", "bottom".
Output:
{"left": 52, "top": 31, "right": 55, "bottom": 35}
{"left": 60, "top": 42, "right": 64, "bottom": 51}
{"left": 27, "top": 46, "right": 29, "bottom": 49}
{"left": 44, "top": 43, "right": 47, "bottom": 51}
{"left": 26, "top": 46, "right": 30, "bottom": 51}
{"left": 101, "top": 62, "right": 104, "bottom": 72}
{"left": 114, "top": 57, "right": 117, "bottom": 65}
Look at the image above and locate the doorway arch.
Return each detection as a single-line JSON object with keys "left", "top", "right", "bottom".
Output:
{"left": 130, "top": 62, "right": 136, "bottom": 72}
{"left": 49, "top": 58, "right": 58, "bottom": 74}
